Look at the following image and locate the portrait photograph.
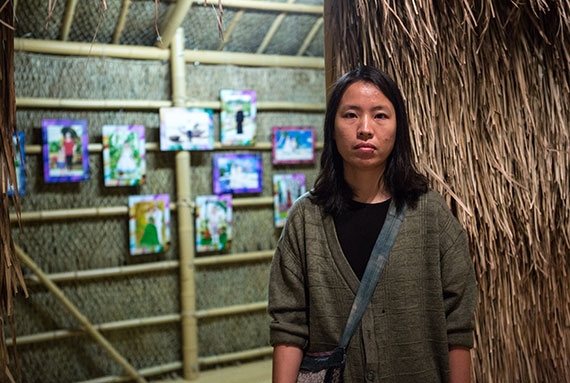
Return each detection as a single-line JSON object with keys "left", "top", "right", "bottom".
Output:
{"left": 272, "top": 173, "right": 306, "bottom": 228}
{"left": 272, "top": 126, "right": 316, "bottom": 165}
{"left": 128, "top": 194, "right": 171, "bottom": 256}
{"left": 195, "top": 194, "right": 233, "bottom": 253}
{"left": 220, "top": 89, "right": 257, "bottom": 146}
{"left": 102, "top": 125, "right": 146, "bottom": 187}
{"left": 7, "top": 131, "right": 26, "bottom": 196}
{"left": 42, "top": 119, "right": 90, "bottom": 183}
{"left": 212, "top": 153, "right": 263, "bottom": 195}
{"left": 159, "top": 107, "right": 215, "bottom": 151}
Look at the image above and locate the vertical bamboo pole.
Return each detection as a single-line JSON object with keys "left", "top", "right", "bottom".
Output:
{"left": 323, "top": 0, "right": 334, "bottom": 100}
{"left": 171, "top": 28, "right": 199, "bottom": 380}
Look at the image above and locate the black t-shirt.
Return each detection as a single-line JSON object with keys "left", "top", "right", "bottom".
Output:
{"left": 333, "top": 199, "right": 391, "bottom": 280}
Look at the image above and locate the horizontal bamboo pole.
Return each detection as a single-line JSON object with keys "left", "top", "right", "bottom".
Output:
{"left": 193, "top": 250, "right": 274, "bottom": 266}
{"left": 198, "top": 346, "right": 273, "bottom": 366}
{"left": 9, "top": 196, "right": 277, "bottom": 223}
{"left": 184, "top": 50, "right": 323, "bottom": 69}
{"left": 14, "top": 39, "right": 170, "bottom": 60}
{"left": 76, "top": 361, "right": 183, "bottom": 383}
{"left": 217, "top": 0, "right": 322, "bottom": 14}
{"left": 195, "top": 301, "right": 267, "bottom": 319}
{"left": 14, "top": 38, "right": 324, "bottom": 68}
{"left": 15, "top": 97, "right": 171, "bottom": 110}
{"left": 24, "top": 260, "right": 180, "bottom": 284}
{"left": 22, "top": 250, "right": 273, "bottom": 285}
{"left": 16, "top": 97, "right": 325, "bottom": 112}
{"left": 8, "top": 301, "right": 267, "bottom": 345}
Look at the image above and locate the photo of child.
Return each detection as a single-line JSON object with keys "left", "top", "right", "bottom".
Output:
{"left": 128, "top": 194, "right": 171, "bottom": 256}
{"left": 102, "top": 125, "right": 146, "bottom": 186}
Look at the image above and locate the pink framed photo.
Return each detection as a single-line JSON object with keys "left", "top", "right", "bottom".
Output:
{"left": 272, "top": 126, "right": 316, "bottom": 165}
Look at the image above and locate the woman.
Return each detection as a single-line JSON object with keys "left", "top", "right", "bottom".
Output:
{"left": 268, "top": 66, "right": 477, "bottom": 382}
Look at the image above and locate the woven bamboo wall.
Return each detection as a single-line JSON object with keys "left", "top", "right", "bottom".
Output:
{"left": 11, "top": 51, "right": 325, "bottom": 382}
{"left": 327, "top": 1, "right": 570, "bottom": 382}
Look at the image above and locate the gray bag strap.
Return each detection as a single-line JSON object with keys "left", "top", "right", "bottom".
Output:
{"left": 339, "top": 202, "right": 407, "bottom": 348}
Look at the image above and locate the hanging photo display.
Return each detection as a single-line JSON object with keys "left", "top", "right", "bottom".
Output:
{"left": 272, "top": 126, "right": 316, "bottom": 165}
{"left": 128, "top": 194, "right": 171, "bottom": 255}
{"left": 42, "top": 119, "right": 90, "bottom": 183}
{"left": 212, "top": 153, "right": 263, "bottom": 195}
{"left": 102, "top": 125, "right": 146, "bottom": 186}
{"left": 220, "top": 89, "right": 257, "bottom": 146}
{"left": 7, "top": 131, "right": 26, "bottom": 196}
{"left": 159, "top": 107, "right": 215, "bottom": 151}
{"left": 272, "top": 173, "right": 306, "bottom": 228}
{"left": 195, "top": 194, "right": 233, "bottom": 253}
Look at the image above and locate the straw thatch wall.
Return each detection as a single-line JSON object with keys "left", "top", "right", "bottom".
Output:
{"left": 10, "top": 51, "right": 325, "bottom": 382}
{"left": 327, "top": 1, "right": 570, "bottom": 382}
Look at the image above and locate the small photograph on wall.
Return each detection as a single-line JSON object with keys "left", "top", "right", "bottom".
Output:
{"left": 7, "top": 131, "right": 26, "bottom": 196}
{"left": 159, "top": 107, "right": 215, "bottom": 151}
{"left": 42, "top": 119, "right": 90, "bottom": 183}
{"left": 220, "top": 89, "right": 257, "bottom": 146}
{"left": 128, "top": 194, "right": 171, "bottom": 255}
{"left": 273, "top": 173, "right": 306, "bottom": 228}
{"left": 212, "top": 153, "right": 263, "bottom": 195}
{"left": 272, "top": 126, "right": 316, "bottom": 165}
{"left": 102, "top": 125, "right": 146, "bottom": 187}
{"left": 195, "top": 194, "right": 233, "bottom": 253}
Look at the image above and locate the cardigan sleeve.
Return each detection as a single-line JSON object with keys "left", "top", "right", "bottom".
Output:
{"left": 267, "top": 199, "right": 309, "bottom": 349}
{"left": 436, "top": 195, "right": 478, "bottom": 348}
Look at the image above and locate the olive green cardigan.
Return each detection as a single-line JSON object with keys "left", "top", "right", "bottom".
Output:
{"left": 268, "top": 190, "right": 477, "bottom": 382}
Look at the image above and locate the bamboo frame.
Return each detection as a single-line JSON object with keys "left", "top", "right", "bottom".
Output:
{"left": 297, "top": 17, "right": 323, "bottom": 57}
{"left": 198, "top": 347, "right": 273, "bottom": 366}
{"left": 15, "top": 97, "right": 324, "bottom": 112}
{"left": 14, "top": 245, "right": 148, "bottom": 383}
{"left": 14, "top": 38, "right": 324, "bottom": 68}
{"left": 157, "top": 0, "right": 193, "bottom": 49}
{"left": 60, "top": 0, "right": 78, "bottom": 41}
{"left": 111, "top": 0, "right": 132, "bottom": 45}
{"left": 218, "top": 0, "right": 321, "bottom": 14}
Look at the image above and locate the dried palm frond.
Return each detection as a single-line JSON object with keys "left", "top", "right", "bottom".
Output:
{"left": 328, "top": 0, "right": 570, "bottom": 381}
{"left": 1, "top": 1, "right": 29, "bottom": 382}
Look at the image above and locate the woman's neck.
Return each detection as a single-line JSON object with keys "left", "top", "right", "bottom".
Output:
{"left": 344, "top": 168, "right": 391, "bottom": 204}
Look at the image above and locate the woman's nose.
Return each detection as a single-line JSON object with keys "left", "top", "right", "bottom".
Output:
{"left": 357, "top": 116, "right": 373, "bottom": 139}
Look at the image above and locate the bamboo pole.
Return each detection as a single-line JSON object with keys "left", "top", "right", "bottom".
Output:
{"left": 218, "top": 0, "right": 321, "bottom": 14}
{"left": 193, "top": 250, "right": 274, "bottom": 266}
{"left": 198, "top": 346, "right": 273, "bottom": 366}
{"left": 156, "top": 0, "right": 193, "bottom": 49}
{"left": 76, "top": 362, "right": 183, "bottom": 383}
{"left": 13, "top": 245, "right": 147, "bottom": 383}
{"left": 60, "top": 0, "right": 78, "bottom": 41}
{"left": 297, "top": 17, "right": 323, "bottom": 56}
{"left": 195, "top": 301, "right": 267, "bottom": 319}
{"left": 15, "top": 97, "right": 324, "bottom": 112}
{"left": 171, "top": 28, "right": 199, "bottom": 381}
{"left": 111, "top": 0, "right": 132, "bottom": 45}
{"left": 184, "top": 49, "right": 323, "bottom": 69}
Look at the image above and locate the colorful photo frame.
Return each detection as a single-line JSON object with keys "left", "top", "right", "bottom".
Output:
{"left": 195, "top": 194, "right": 233, "bottom": 252}
{"left": 212, "top": 153, "right": 263, "bottom": 195}
{"left": 42, "top": 119, "right": 90, "bottom": 183}
{"left": 273, "top": 173, "right": 306, "bottom": 228}
{"left": 7, "top": 131, "right": 26, "bottom": 196}
{"left": 272, "top": 126, "right": 316, "bottom": 165}
{"left": 159, "top": 107, "right": 215, "bottom": 151}
{"left": 220, "top": 89, "right": 257, "bottom": 146}
{"left": 102, "top": 125, "right": 146, "bottom": 187}
{"left": 128, "top": 194, "right": 171, "bottom": 256}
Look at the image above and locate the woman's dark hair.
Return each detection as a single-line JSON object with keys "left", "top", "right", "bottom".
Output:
{"left": 311, "top": 65, "right": 428, "bottom": 215}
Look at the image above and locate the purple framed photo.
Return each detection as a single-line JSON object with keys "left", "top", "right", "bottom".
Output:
{"left": 212, "top": 153, "right": 263, "bottom": 195}
{"left": 272, "top": 126, "right": 316, "bottom": 165}
{"left": 42, "top": 119, "right": 90, "bottom": 183}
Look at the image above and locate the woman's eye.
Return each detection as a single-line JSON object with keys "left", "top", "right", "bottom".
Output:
{"left": 375, "top": 113, "right": 388, "bottom": 119}
{"left": 344, "top": 112, "right": 357, "bottom": 118}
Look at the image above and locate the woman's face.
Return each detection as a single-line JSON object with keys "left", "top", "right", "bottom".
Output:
{"left": 334, "top": 81, "right": 397, "bottom": 175}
